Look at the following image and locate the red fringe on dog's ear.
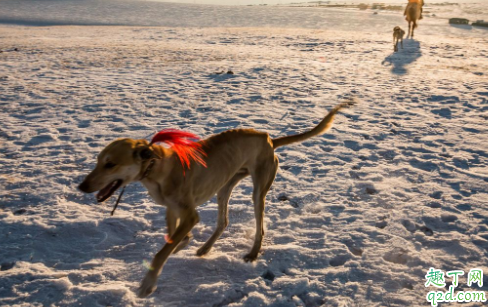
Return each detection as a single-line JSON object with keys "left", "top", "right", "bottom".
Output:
{"left": 150, "top": 129, "right": 207, "bottom": 171}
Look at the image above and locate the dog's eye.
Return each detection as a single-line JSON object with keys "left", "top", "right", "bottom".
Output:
{"left": 105, "top": 162, "right": 116, "bottom": 169}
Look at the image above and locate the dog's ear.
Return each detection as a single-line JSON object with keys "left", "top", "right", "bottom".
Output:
{"left": 135, "top": 145, "right": 160, "bottom": 162}
{"left": 140, "top": 147, "right": 153, "bottom": 160}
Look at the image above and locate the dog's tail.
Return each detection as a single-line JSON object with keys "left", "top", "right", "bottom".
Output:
{"left": 272, "top": 98, "right": 357, "bottom": 149}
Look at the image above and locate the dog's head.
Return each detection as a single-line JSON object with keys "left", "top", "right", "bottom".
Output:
{"left": 78, "top": 138, "right": 159, "bottom": 202}
{"left": 393, "top": 26, "right": 405, "bottom": 36}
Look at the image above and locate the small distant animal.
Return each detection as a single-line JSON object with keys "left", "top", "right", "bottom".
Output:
{"left": 393, "top": 26, "right": 406, "bottom": 52}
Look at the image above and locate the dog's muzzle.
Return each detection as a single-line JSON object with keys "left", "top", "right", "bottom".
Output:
{"left": 78, "top": 181, "right": 91, "bottom": 193}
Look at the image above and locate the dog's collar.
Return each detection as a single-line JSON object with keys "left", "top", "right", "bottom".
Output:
{"left": 140, "top": 159, "right": 156, "bottom": 181}
{"left": 111, "top": 159, "right": 156, "bottom": 216}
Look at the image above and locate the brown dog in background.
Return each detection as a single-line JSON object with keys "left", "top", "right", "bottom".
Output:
{"left": 393, "top": 26, "right": 406, "bottom": 52}
{"left": 78, "top": 99, "right": 355, "bottom": 298}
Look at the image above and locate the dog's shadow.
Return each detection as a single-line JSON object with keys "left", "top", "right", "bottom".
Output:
{"left": 0, "top": 208, "right": 260, "bottom": 305}
{"left": 0, "top": 190, "right": 266, "bottom": 306}
{"left": 382, "top": 39, "right": 422, "bottom": 75}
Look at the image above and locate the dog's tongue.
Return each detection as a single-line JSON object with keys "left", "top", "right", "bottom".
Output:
{"left": 96, "top": 181, "right": 118, "bottom": 202}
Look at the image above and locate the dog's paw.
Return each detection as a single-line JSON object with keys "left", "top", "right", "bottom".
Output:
{"left": 138, "top": 273, "right": 157, "bottom": 298}
{"left": 173, "top": 234, "right": 192, "bottom": 254}
{"left": 196, "top": 244, "right": 211, "bottom": 256}
{"left": 243, "top": 253, "right": 258, "bottom": 263}
{"left": 343, "top": 97, "right": 359, "bottom": 108}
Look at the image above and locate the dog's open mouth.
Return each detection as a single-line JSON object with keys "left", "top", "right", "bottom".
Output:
{"left": 96, "top": 180, "right": 123, "bottom": 203}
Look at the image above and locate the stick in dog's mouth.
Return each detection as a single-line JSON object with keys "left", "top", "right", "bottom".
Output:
{"left": 96, "top": 179, "right": 123, "bottom": 202}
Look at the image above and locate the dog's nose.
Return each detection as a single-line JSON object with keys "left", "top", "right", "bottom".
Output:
{"left": 78, "top": 181, "right": 90, "bottom": 193}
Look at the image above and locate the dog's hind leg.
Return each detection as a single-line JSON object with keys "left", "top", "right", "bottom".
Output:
{"left": 174, "top": 233, "right": 193, "bottom": 254}
{"left": 197, "top": 170, "right": 249, "bottom": 256}
{"left": 244, "top": 156, "right": 279, "bottom": 262}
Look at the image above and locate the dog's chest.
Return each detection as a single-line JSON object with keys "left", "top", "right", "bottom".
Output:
{"left": 142, "top": 180, "right": 183, "bottom": 210}
{"left": 142, "top": 180, "right": 166, "bottom": 205}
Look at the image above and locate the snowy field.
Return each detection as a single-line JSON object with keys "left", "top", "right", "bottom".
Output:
{"left": 1, "top": 1, "right": 488, "bottom": 306}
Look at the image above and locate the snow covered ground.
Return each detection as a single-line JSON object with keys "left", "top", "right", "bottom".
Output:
{"left": 1, "top": 0, "right": 488, "bottom": 32}
{"left": 0, "top": 1, "right": 487, "bottom": 306}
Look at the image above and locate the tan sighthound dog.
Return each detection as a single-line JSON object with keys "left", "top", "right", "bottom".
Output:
{"left": 78, "top": 100, "right": 355, "bottom": 298}
{"left": 393, "top": 26, "right": 406, "bottom": 52}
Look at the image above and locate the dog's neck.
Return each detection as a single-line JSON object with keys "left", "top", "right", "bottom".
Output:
{"left": 138, "top": 145, "right": 186, "bottom": 207}
{"left": 140, "top": 145, "right": 177, "bottom": 184}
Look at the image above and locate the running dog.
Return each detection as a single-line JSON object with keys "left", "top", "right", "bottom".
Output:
{"left": 393, "top": 26, "right": 406, "bottom": 52}
{"left": 78, "top": 99, "right": 355, "bottom": 298}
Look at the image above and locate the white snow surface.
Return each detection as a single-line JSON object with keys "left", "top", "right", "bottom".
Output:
{"left": 0, "top": 1, "right": 488, "bottom": 307}
{"left": 1, "top": 0, "right": 488, "bottom": 32}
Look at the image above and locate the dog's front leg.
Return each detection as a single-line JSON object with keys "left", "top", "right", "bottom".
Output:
{"left": 138, "top": 208, "right": 199, "bottom": 298}
{"left": 166, "top": 208, "right": 193, "bottom": 254}
{"left": 166, "top": 208, "right": 177, "bottom": 237}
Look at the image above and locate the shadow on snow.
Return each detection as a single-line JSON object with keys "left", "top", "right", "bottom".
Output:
{"left": 382, "top": 39, "right": 422, "bottom": 75}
